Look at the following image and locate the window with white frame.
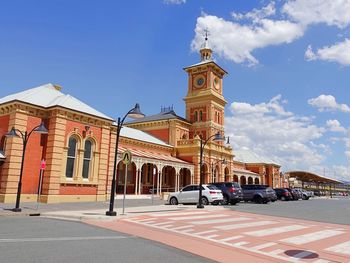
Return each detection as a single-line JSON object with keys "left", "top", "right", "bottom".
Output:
{"left": 66, "top": 137, "right": 77, "bottom": 178}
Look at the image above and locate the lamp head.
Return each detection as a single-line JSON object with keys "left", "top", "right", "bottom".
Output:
{"left": 34, "top": 122, "right": 48, "bottom": 134}
{"left": 128, "top": 103, "right": 145, "bottom": 119}
{"left": 5, "top": 127, "right": 20, "bottom": 138}
{"left": 212, "top": 132, "right": 225, "bottom": 142}
{"left": 221, "top": 158, "right": 227, "bottom": 165}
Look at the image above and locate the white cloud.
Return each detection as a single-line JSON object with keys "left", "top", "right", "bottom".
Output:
{"left": 191, "top": 13, "right": 303, "bottom": 66}
{"left": 282, "top": 0, "right": 350, "bottom": 28}
{"left": 304, "top": 39, "right": 350, "bottom": 66}
{"left": 308, "top": 95, "right": 350, "bottom": 113}
{"left": 225, "top": 95, "right": 326, "bottom": 171}
{"left": 326, "top": 119, "right": 346, "bottom": 132}
{"left": 163, "top": 0, "right": 186, "bottom": 4}
{"left": 232, "top": 1, "right": 276, "bottom": 23}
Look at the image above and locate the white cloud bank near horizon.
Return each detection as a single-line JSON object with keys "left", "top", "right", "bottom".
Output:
{"left": 225, "top": 95, "right": 350, "bottom": 181}
{"left": 191, "top": 0, "right": 350, "bottom": 66}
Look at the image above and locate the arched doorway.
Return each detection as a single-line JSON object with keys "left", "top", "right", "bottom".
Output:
{"left": 233, "top": 175, "right": 239, "bottom": 182}
{"left": 240, "top": 176, "right": 247, "bottom": 185}
{"left": 162, "top": 166, "right": 176, "bottom": 192}
{"left": 224, "top": 167, "right": 230, "bottom": 182}
{"left": 140, "top": 163, "right": 157, "bottom": 194}
{"left": 179, "top": 168, "right": 191, "bottom": 188}
{"left": 213, "top": 165, "right": 219, "bottom": 183}
{"left": 202, "top": 163, "right": 209, "bottom": 184}
{"left": 248, "top": 177, "right": 253, "bottom": 184}
{"left": 117, "top": 161, "right": 136, "bottom": 194}
{"left": 254, "top": 177, "right": 260, "bottom": 184}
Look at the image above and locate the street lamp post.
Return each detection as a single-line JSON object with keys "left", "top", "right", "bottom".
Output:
{"left": 106, "top": 103, "right": 145, "bottom": 216}
{"left": 197, "top": 132, "right": 225, "bottom": 209}
{"left": 5, "top": 122, "right": 48, "bottom": 212}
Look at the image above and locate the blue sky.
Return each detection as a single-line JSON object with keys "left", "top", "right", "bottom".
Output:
{"left": 0, "top": 0, "right": 349, "bottom": 180}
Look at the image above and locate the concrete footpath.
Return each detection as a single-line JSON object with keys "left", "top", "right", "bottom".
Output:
{"left": 0, "top": 195, "right": 171, "bottom": 219}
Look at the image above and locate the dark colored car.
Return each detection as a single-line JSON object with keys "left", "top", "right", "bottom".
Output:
{"left": 274, "top": 188, "right": 293, "bottom": 201}
{"left": 241, "top": 184, "right": 275, "bottom": 204}
{"left": 210, "top": 182, "right": 243, "bottom": 205}
{"left": 286, "top": 188, "right": 302, "bottom": 200}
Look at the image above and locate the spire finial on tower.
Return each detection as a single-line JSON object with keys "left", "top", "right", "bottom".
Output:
{"left": 200, "top": 28, "right": 212, "bottom": 61}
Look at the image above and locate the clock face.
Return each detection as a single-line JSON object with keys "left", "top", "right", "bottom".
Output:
{"left": 213, "top": 77, "right": 220, "bottom": 90}
{"left": 193, "top": 74, "right": 206, "bottom": 88}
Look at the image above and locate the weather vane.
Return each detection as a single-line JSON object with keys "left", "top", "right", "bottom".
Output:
{"left": 204, "top": 28, "right": 210, "bottom": 41}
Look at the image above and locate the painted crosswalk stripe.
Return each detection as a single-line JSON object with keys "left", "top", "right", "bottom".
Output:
{"left": 325, "top": 240, "right": 350, "bottom": 255}
{"left": 250, "top": 242, "right": 276, "bottom": 250}
{"left": 151, "top": 211, "right": 208, "bottom": 217}
{"left": 280, "top": 230, "right": 344, "bottom": 245}
{"left": 232, "top": 241, "right": 249, "bottom": 246}
{"left": 153, "top": 221, "right": 172, "bottom": 226}
{"left": 244, "top": 225, "right": 307, "bottom": 237}
{"left": 192, "top": 217, "right": 251, "bottom": 225}
{"left": 312, "top": 259, "right": 330, "bottom": 263}
{"left": 269, "top": 249, "right": 284, "bottom": 255}
{"left": 292, "top": 250, "right": 316, "bottom": 259}
{"left": 206, "top": 234, "right": 219, "bottom": 239}
{"left": 194, "top": 230, "right": 217, "bottom": 236}
{"left": 160, "top": 224, "right": 173, "bottom": 228}
{"left": 181, "top": 228, "right": 195, "bottom": 233}
{"left": 218, "top": 235, "right": 243, "bottom": 242}
{"left": 170, "top": 214, "right": 228, "bottom": 221}
{"left": 172, "top": 225, "right": 193, "bottom": 230}
{"left": 215, "top": 221, "right": 276, "bottom": 230}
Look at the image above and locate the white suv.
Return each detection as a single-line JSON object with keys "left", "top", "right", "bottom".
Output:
{"left": 168, "top": 184, "right": 223, "bottom": 205}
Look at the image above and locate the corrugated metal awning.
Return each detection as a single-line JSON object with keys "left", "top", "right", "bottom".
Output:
{"left": 0, "top": 151, "right": 5, "bottom": 160}
{"left": 119, "top": 147, "right": 192, "bottom": 165}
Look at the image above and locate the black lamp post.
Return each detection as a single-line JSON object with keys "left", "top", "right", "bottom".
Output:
{"left": 197, "top": 132, "right": 225, "bottom": 209}
{"left": 5, "top": 122, "right": 48, "bottom": 212}
{"left": 106, "top": 103, "right": 145, "bottom": 216}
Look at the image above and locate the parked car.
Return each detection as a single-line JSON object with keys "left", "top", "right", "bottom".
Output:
{"left": 168, "top": 184, "right": 223, "bottom": 205}
{"left": 274, "top": 188, "right": 293, "bottom": 201}
{"left": 286, "top": 188, "right": 302, "bottom": 200}
{"left": 210, "top": 182, "right": 243, "bottom": 205}
{"left": 294, "top": 188, "right": 313, "bottom": 200}
{"left": 241, "top": 184, "right": 275, "bottom": 204}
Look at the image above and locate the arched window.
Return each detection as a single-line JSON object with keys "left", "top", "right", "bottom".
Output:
{"left": 82, "top": 140, "right": 92, "bottom": 179}
{"left": 199, "top": 110, "right": 203, "bottom": 121}
{"left": 66, "top": 137, "right": 77, "bottom": 178}
{"left": 194, "top": 111, "right": 198, "bottom": 122}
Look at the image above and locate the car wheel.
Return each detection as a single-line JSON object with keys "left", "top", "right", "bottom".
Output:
{"left": 253, "top": 195, "right": 263, "bottom": 204}
{"left": 169, "top": 197, "right": 178, "bottom": 205}
{"left": 201, "top": 197, "right": 209, "bottom": 205}
{"left": 230, "top": 201, "right": 238, "bottom": 205}
{"left": 222, "top": 195, "right": 229, "bottom": 205}
{"left": 281, "top": 196, "right": 286, "bottom": 201}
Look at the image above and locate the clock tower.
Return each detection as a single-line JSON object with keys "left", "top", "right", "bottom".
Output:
{"left": 183, "top": 35, "right": 228, "bottom": 141}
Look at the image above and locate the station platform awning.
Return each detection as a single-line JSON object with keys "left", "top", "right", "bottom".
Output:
{"left": 285, "top": 170, "right": 343, "bottom": 184}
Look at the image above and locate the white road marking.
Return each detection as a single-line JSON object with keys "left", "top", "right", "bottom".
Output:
{"left": 250, "top": 242, "right": 276, "bottom": 250}
{"left": 269, "top": 249, "right": 284, "bottom": 255}
{"left": 159, "top": 224, "right": 173, "bottom": 228}
{"left": 218, "top": 235, "right": 243, "bottom": 242}
{"left": 215, "top": 221, "right": 277, "bottom": 230}
{"left": 325, "top": 241, "right": 350, "bottom": 255}
{"left": 136, "top": 218, "right": 157, "bottom": 222}
{"left": 153, "top": 221, "right": 173, "bottom": 226}
{"left": 192, "top": 217, "right": 251, "bottom": 225}
{"left": 292, "top": 250, "right": 316, "bottom": 259}
{"left": 244, "top": 225, "right": 307, "bottom": 237}
{"left": 170, "top": 214, "right": 228, "bottom": 221}
{"left": 206, "top": 234, "right": 219, "bottom": 239}
{"left": 181, "top": 229, "right": 195, "bottom": 233}
{"left": 0, "top": 236, "right": 129, "bottom": 243}
{"left": 280, "top": 230, "right": 344, "bottom": 245}
{"left": 151, "top": 211, "right": 208, "bottom": 217}
{"left": 312, "top": 259, "right": 330, "bottom": 263}
{"left": 172, "top": 225, "right": 193, "bottom": 230}
{"left": 193, "top": 230, "right": 217, "bottom": 236}
{"left": 232, "top": 241, "right": 249, "bottom": 246}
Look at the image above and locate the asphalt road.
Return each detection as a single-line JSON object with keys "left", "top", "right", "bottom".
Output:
{"left": 228, "top": 197, "right": 350, "bottom": 225}
{"left": 0, "top": 217, "right": 214, "bottom": 263}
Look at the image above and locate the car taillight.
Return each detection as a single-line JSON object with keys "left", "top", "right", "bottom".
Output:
{"left": 209, "top": 191, "right": 217, "bottom": 195}
{"left": 283, "top": 192, "right": 289, "bottom": 196}
{"left": 228, "top": 187, "right": 235, "bottom": 193}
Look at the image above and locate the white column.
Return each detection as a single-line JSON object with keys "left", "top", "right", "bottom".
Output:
{"left": 135, "top": 169, "right": 139, "bottom": 194}
{"left": 138, "top": 169, "right": 142, "bottom": 195}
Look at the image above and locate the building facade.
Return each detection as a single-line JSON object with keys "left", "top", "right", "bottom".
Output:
{"left": 0, "top": 37, "right": 281, "bottom": 203}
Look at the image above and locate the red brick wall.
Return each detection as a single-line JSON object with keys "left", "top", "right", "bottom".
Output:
{"left": 22, "top": 116, "right": 46, "bottom": 194}
{"left": 60, "top": 185, "right": 97, "bottom": 195}
{"left": 0, "top": 115, "right": 10, "bottom": 149}
{"left": 145, "top": 129, "right": 169, "bottom": 144}
{"left": 64, "top": 120, "right": 102, "bottom": 146}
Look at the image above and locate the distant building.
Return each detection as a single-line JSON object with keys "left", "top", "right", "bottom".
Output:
{"left": 0, "top": 36, "right": 281, "bottom": 203}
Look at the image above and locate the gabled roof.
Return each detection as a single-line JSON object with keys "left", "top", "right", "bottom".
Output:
{"left": 119, "top": 126, "right": 171, "bottom": 147}
{"left": 234, "top": 149, "right": 280, "bottom": 166}
{"left": 0, "top": 150, "right": 5, "bottom": 160}
{"left": 125, "top": 109, "right": 190, "bottom": 125}
{"left": 0, "top": 83, "right": 113, "bottom": 121}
